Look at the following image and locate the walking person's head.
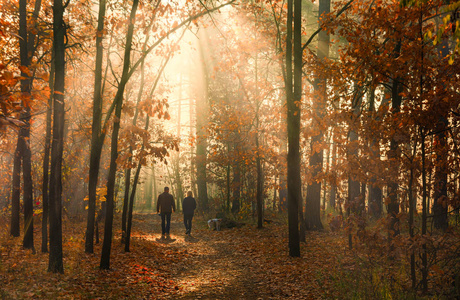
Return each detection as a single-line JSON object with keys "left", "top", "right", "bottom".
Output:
{"left": 164, "top": 187, "right": 169, "bottom": 193}
{"left": 187, "top": 191, "right": 193, "bottom": 197}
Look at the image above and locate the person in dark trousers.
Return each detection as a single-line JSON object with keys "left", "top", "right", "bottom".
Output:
{"left": 182, "top": 191, "right": 197, "bottom": 235}
{"left": 156, "top": 187, "right": 175, "bottom": 239}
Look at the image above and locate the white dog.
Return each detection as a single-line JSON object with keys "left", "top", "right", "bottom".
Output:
{"left": 207, "top": 219, "right": 222, "bottom": 231}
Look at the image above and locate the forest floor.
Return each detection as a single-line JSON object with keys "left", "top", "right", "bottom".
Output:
{"left": 0, "top": 212, "right": 352, "bottom": 299}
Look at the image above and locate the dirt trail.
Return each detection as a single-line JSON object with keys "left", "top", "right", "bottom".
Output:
{"left": 0, "top": 212, "right": 337, "bottom": 299}
{"left": 134, "top": 213, "right": 262, "bottom": 299}
{"left": 131, "top": 212, "right": 335, "bottom": 299}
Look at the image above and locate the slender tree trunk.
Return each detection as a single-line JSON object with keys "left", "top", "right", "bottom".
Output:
{"left": 144, "top": 171, "right": 152, "bottom": 209}
{"left": 196, "top": 28, "right": 209, "bottom": 212}
{"left": 22, "top": 106, "right": 33, "bottom": 250}
{"left": 125, "top": 161, "right": 142, "bottom": 252}
{"left": 368, "top": 140, "right": 382, "bottom": 216}
{"left": 256, "top": 130, "right": 263, "bottom": 229}
{"left": 175, "top": 79, "right": 183, "bottom": 211}
{"left": 387, "top": 40, "right": 402, "bottom": 239}
{"left": 11, "top": 140, "right": 21, "bottom": 238}
{"left": 286, "top": 0, "right": 301, "bottom": 257}
{"left": 366, "top": 81, "right": 382, "bottom": 219}
{"left": 48, "top": 0, "right": 66, "bottom": 273}
{"left": 433, "top": 33, "right": 450, "bottom": 231}
{"left": 174, "top": 156, "right": 183, "bottom": 211}
{"left": 122, "top": 41, "right": 146, "bottom": 243}
{"left": 255, "top": 45, "right": 264, "bottom": 229}
{"left": 153, "top": 165, "right": 158, "bottom": 207}
{"left": 42, "top": 49, "right": 54, "bottom": 253}
{"left": 189, "top": 94, "right": 197, "bottom": 199}
{"left": 419, "top": 8, "right": 428, "bottom": 290}
{"left": 121, "top": 168, "right": 131, "bottom": 243}
{"left": 232, "top": 148, "right": 241, "bottom": 213}
{"left": 347, "top": 88, "right": 363, "bottom": 249}
{"left": 226, "top": 158, "right": 231, "bottom": 212}
{"left": 408, "top": 146, "right": 416, "bottom": 290}
{"left": 306, "top": 0, "right": 330, "bottom": 231}
{"left": 329, "top": 139, "right": 337, "bottom": 210}
{"left": 100, "top": 0, "right": 139, "bottom": 270}
{"left": 125, "top": 115, "right": 150, "bottom": 252}
{"left": 86, "top": 0, "right": 107, "bottom": 254}
{"left": 421, "top": 129, "right": 428, "bottom": 292}
{"left": 18, "top": 0, "right": 34, "bottom": 251}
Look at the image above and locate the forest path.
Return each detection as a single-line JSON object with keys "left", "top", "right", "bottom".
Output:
{"left": 0, "top": 212, "right": 342, "bottom": 299}
{"left": 131, "top": 213, "right": 333, "bottom": 299}
{"left": 133, "top": 213, "right": 260, "bottom": 299}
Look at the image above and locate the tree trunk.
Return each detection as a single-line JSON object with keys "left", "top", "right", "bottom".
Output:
{"left": 85, "top": 0, "right": 106, "bottom": 254}
{"left": 255, "top": 44, "right": 263, "bottom": 229}
{"left": 388, "top": 40, "right": 402, "bottom": 238}
{"left": 421, "top": 128, "right": 428, "bottom": 292}
{"left": 432, "top": 34, "right": 450, "bottom": 231}
{"left": 305, "top": 0, "right": 330, "bottom": 231}
{"left": 125, "top": 116, "right": 150, "bottom": 252}
{"left": 329, "top": 139, "right": 337, "bottom": 210}
{"left": 286, "top": 0, "right": 301, "bottom": 257}
{"left": 409, "top": 145, "right": 416, "bottom": 289}
{"left": 175, "top": 79, "right": 183, "bottom": 211}
{"left": 367, "top": 84, "right": 382, "bottom": 219}
{"left": 189, "top": 94, "right": 197, "bottom": 200}
{"left": 121, "top": 168, "right": 131, "bottom": 243}
{"left": 153, "top": 167, "right": 158, "bottom": 208}
{"left": 10, "top": 143, "right": 21, "bottom": 237}
{"left": 347, "top": 87, "right": 363, "bottom": 249}
{"left": 256, "top": 133, "right": 263, "bottom": 229}
{"left": 144, "top": 170, "right": 152, "bottom": 209}
{"left": 226, "top": 159, "right": 231, "bottom": 212}
{"left": 22, "top": 106, "right": 34, "bottom": 251}
{"left": 17, "top": 0, "right": 34, "bottom": 251}
{"left": 433, "top": 120, "right": 448, "bottom": 231}
{"left": 42, "top": 49, "right": 54, "bottom": 253}
{"left": 122, "top": 28, "right": 151, "bottom": 241}
{"left": 196, "top": 28, "right": 209, "bottom": 212}
{"left": 232, "top": 150, "right": 241, "bottom": 213}
{"left": 100, "top": 0, "right": 139, "bottom": 269}
{"left": 48, "top": 0, "right": 66, "bottom": 273}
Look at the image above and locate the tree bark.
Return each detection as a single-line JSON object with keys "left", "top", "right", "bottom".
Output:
{"left": 388, "top": 40, "right": 402, "bottom": 238}
{"left": 286, "top": 0, "right": 301, "bottom": 257}
{"left": 196, "top": 28, "right": 209, "bottom": 212}
{"left": 100, "top": 0, "right": 139, "bottom": 269}
{"left": 122, "top": 36, "right": 146, "bottom": 243}
{"left": 305, "top": 0, "right": 330, "bottom": 231}
{"left": 125, "top": 115, "right": 150, "bottom": 252}
{"left": 48, "top": 0, "right": 66, "bottom": 273}
{"left": 329, "top": 139, "right": 337, "bottom": 210}
{"left": 17, "top": 0, "right": 34, "bottom": 251}
{"left": 421, "top": 128, "right": 428, "bottom": 292}
{"left": 42, "top": 49, "right": 54, "bottom": 253}
{"left": 433, "top": 120, "right": 448, "bottom": 231}
{"left": 232, "top": 147, "right": 241, "bottom": 213}
{"left": 11, "top": 145, "right": 21, "bottom": 237}
{"left": 255, "top": 42, "right": 263, "bottom": 229}
{"left": 85, "top": 0, "right": 107, "bottom": 254}
{"left": 367, "top": 85, "right": 382, "bottom": 219}
{"left": 121, "top": 168, "right": 131, "bottom": 243}
{"left": 432, "top": 33, "right": 450, "bottom": 231}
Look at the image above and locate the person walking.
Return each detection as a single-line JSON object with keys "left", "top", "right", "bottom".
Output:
{"left": 182, "top": 191, "right": 197, "bottom": 235}
{"left": 156, "top": 187, "right": 175, "bottom": 239}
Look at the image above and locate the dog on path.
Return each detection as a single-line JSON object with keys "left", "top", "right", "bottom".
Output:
{"left": 207, "top": 219, "right": 222, "bottom": 231}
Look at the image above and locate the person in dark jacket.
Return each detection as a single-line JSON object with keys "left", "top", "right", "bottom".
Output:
{"left": 182, "top": 191, "right": 197, "bottom": 235}
{"left": 157, "top": 187, "right": 175, "bottom": 239}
